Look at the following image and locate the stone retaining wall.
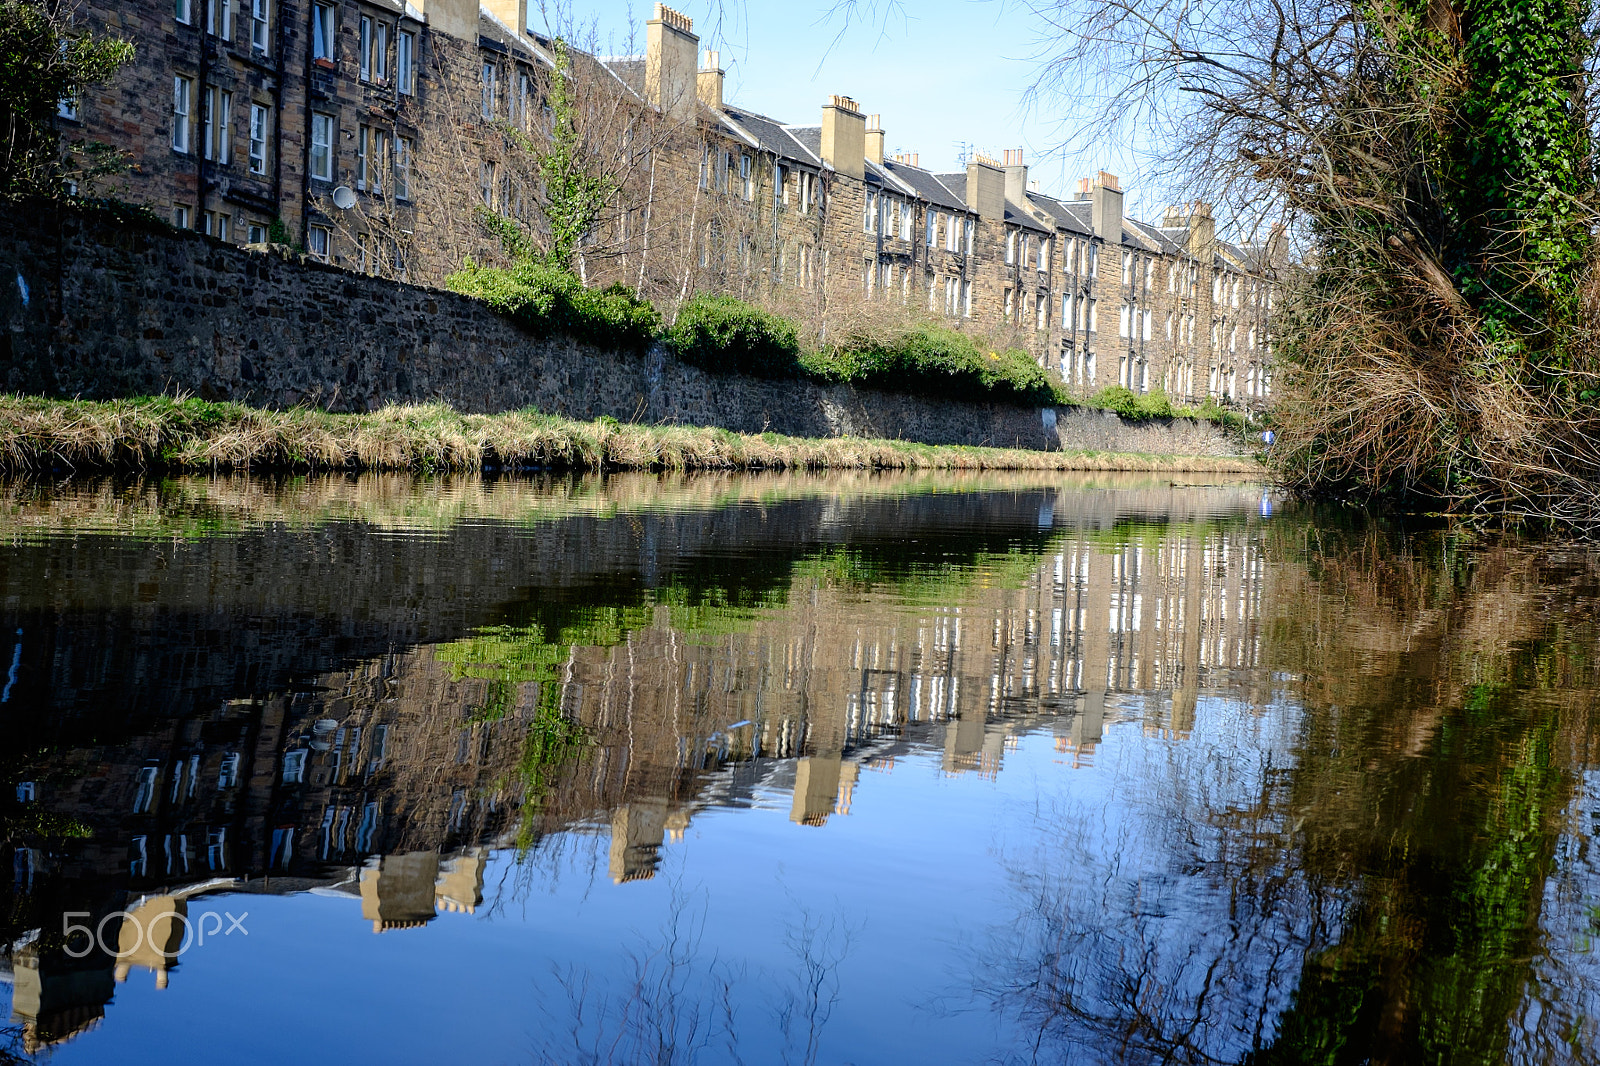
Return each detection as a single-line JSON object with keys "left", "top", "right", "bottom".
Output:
{"left": 0, "top": 204, "right": 1246, "bottom": 457}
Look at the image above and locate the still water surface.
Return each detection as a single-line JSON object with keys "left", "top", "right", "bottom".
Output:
{"left": 0, "top": 470, "right": 1596, "bottom": 1064}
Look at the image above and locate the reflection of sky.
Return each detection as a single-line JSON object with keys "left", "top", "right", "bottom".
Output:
{"left": 46, "top": 689, "right": 1303, "bottom": 1065}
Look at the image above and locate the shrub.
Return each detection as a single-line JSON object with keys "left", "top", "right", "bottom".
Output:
{"left": 1091, "top": 386, "right": 1176, "bottom": 421}
{"left": 667, "top": 294, "right": 802, "bottom": 378}
{"left": 445, "top": 263, "right": 659, "bottom": 353}
{"left": 811, "top": 326, "right": 1057, "bottom": 406}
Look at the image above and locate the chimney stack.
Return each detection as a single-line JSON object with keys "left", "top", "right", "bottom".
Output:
{"left": 820, "top": 95, "right": 865, "bottom": 180}
{"left": 1186, "top": 201, "right": 1215, "bottom": 260}
{"left": 481, "top": 0, "right": 528, "bottom": 36}
{"left": 419, "top": 0, "right": 477, "bottom": 41}
{"left": 646, "top": 3, "right": 699, "bottom": 124}
{"left": 1091, "top": 170, "right": 1123, "bottom": 245}
{"left": 1074, "top": 178, "right": 1090, "bottom": 199}
{"left": 1003, "top": 148, "right": 1028, "bottom": 207}
{"left": 966, "top": 153, "right": 1005, "bottom": 222}
{"left": 865, "top": 114, "right": 885, "bottom": 165}
{"left": 697, "top": 49, "right": 723, "bottom": 110}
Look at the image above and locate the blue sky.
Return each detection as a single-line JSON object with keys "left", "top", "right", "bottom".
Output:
{"left": 529, "top": 0, "right": 1157, "bottom": 213}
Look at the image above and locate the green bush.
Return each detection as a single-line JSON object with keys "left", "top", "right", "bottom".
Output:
{"left": 1091, "top": 386, "right": 1176, "bottom": 420}
{"left": 666, "top": 294, "right": 802, "bottom": 378}
{"left": 810, "top": 326, "right": 1057, "bottom": 406}
{"left": 445, "top": 263, "right": 659, "bottom": 353}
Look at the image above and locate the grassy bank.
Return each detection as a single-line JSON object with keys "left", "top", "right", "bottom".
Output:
{"left": 0, "top": 396, "right": 1259, "bottom": 475}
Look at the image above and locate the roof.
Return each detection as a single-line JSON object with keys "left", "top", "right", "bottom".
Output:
{"left": 880, "top": 160, "right": 968, "bottom": 212}
{"left": 720, "top": 106, "right": 821, "bottom": 167}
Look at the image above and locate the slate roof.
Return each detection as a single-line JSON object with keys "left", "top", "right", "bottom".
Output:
{"left": 880, "top": 160, "right": 967, "bottom": 211}
{"left": 720, "top": 106, "right": 822, "bottom": 167}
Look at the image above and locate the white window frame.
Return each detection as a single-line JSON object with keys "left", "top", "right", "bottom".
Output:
{"left": 307, "top": 224, "right": 330, "bottom": 260}
{"left": 312, "top": 3, "right": 334, "bottom": 61}
{"left": 397, "top": 31, "right": 415, "bottom": 94}
{"left": 395, "top": 135, "right": 412, "bottom": 200}
{"left": 202, "top": 86, "right": 230, "bottom": 163}
{"left": 248, "top": 102, "right": 268, "bottom": 173}
{"left": 206, "top": 0, "right": 232, "bottom": 39}
{"left": 172, "top": 75, "right": 192, "bottom": 153}
{"left": 359, "top": 16, "right": 373, "bottom": 81}
{"left": 251, "top": 0, "right": 269, "bottom": 52}
{"left": 309, "top": 111, "right": 334, "bottom": 180}
{"left": 176, "top": 0, "right": 193, "bottom": 24}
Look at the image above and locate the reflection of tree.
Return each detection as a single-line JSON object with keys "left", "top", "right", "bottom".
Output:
{"left": 980, "top": 514, "right": 1600, "bottom": 1065}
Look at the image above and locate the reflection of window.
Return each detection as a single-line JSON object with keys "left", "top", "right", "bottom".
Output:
{"left": 355, "top": 801, "right": 378, "bottom": 852}
{"left": 133, "top": 766, "right": 159, "bottom": 812}
{"left": 282, "top": 749, "right": 307, "bottom": 783}
{"left": 270, "top": 827, "right": 294, "bottom": 868}
{"left": 130, "top": 835, "right": 149, "bottom": 877}
{"left": 217, "top": 752, "right": 240, "bottom": 788}
{"left": 207, "top": 827, "right": 227, "bottom": 870}
{"left": 368, "top": 724, "right": 389, "bottom": 775}
{"left": 13, "top": 847, "right": 37, "bottom": 891}
{"left": 15, "top": 782, "right": 34, "bottom": 802}
{"left": 165, "top": 833, "right": 190, "bottom": 874}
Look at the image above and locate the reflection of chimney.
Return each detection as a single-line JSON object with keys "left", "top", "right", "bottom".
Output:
{"left": 481, "top": 0, "right": 528, "bottom": 35}
{"left": 790, "top": 756, "right": 844, "bottom": 826}
{"left": 1003, "top": 148, "right": 1028, "bottom": 207}
{"left": 865, "top": 113, "right": 885, "bottom": 165}
{"left": 435, "top": 849, "right": 487, "bottom": 913}
{"left": 646, "top": 3, "right": 699, "bottom": 124}
{"left": 360, "top": 852, "right": 440, "bottom": 933}
{"left": 966, "top": 153, "right": 1004, "bottom": 222}
{"left": 820, "top": 95, "right": 866, "bottom": 180}
{"left": 114, "top": 895, "right": 187, "bottom": 989}
{"left": 697, "top": 49, "right": 723, "bottom": 110}
{"left": 609, "top": 800, "right": 668, "bottom": 882}
{"left": 1091, "top": 170, "right": 1123, "bottom": 245}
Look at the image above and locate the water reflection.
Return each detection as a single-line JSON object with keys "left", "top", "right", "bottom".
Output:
{"left": 1, "top": 471, "right": 1596, "bottom": 1063}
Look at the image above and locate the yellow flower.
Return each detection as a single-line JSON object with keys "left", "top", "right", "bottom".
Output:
{"left": 988, "top": 351, "right": 999, "bottom": 360}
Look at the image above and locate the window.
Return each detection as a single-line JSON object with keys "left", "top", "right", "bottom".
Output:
{"left": 203, "top": 210, "right": 230, "bottom": 240}
{"left": 397, "top": 31, "right": 415, "bottom": 94}
{"left": 1088, "top": 244, "right": 1098, "bottom": 277}
{"left": 962, "top": 279, "right": 972, "bottom": 317}
{"left": 1005, "top": 230, "right": 1015, "bottom": 265}
{"left": 133, "top": 767, "right": 158, "bottom": 813}
{"left": 247, "top": 220, "right": 267, "bottom": 243}
{"left": 1004, "top": 287, "right": 1014, "bottom": 318}
{"left": 360, "top": 17, "right": 372, "bottom": 80}
{"left": 218, "top": 753, "right": 240, "bottom": 788}
{"left": 480, "top": 160, "right": 495, "bottom": 206}
{"left": 1087, "top": 299, "right": 1097, "bottom": 332}
{"left": 1037, "top": 297, "right": 1047, "bottom": 331}
{"left": 1144, "top": 259, "right": 1153, "bottom": 291}
{"left": 481, "top": 62, "right": 497, "bottom": 118}
{"left": 946, "top": 215, "right": 959, "bottom": 252}
{"left": 172, "top": 76, "right": 192, "bottom": 153}
{"left": 1122, "top": 252, "right": 1133, "bottom": 286}
{"left": 202, "top": 86, "right": 231, "bottom": 163}
{"left": 206, "top": 0, "right": 231, "bottom": 39}
{"left": 926, "top": 211, "right": 937, "bottom": 248}
{"left": 740, "top": 154, "right": 752, "bottom": 200}
{"left": 58, "top": 92, "right": 78, "bottom": 121}
{"left": 1038, "top": 237, "right": 1049, "bottom": 272}
{"left": 964, "top": 218, "right": 973, "bottom": 255}
{"left": 248, "top": 102, "right": 268, "bottom": 173}
{"left": 1063, "top": 292, "right": 1074, "bottom": 329}
{"left": 308, "top": 224, "right": 330, "bottom": 259}
{"left": 310, "top": 112, "right": 334, "bottom": 179}
{"left": 1142, "top": 309, "right": 1151, "bottom": 341}
{"left": 173, "top": 203, "right": 191, "bottom": 228}
{"left": 864, "top": 189, "right": 876, "bottom": 233}
{"left": 901, "top": 203, "right": 914, "bottom": 242}
{"left": 176, "top": 0, "right": 192, "bottom": 24}
{"left": 357, "top": 124, "right": 386, "bottom": 193}
{"left": 370, "top": 19, "right": 387, "bottom": 82}
{"left": 282, "top": 750, "right": 307, "bottom": 784}
{"left": 312, "top": 3, "right": 334, "bottom": 61}
{"left": 1118, "top": 304, "right": 1130, "bottom": 338}
{"left": 395, "top": 136, "right": 412, "bottom": 200}
{"left": 719, "top": 150, "right": 731, "bottom": 193}
{"left": 251, "top": 0, "right": 269, "bottom": 52}
{"left": 698, "top": 143, "right": 710, "bottom": 188}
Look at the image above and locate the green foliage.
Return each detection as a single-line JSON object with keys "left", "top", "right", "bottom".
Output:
{"left": 667, "top": 293, "right": 802, "bottom": 378}
{"left": 1091, "top": 386, "right": 1175, "bottom": 420}
{"left": 806, "top": 325, "right": 1057, "bottom": 406}
{"left": 445, "top": 261, "right": 659, "bottom": 353}
{"left": 266, "top": 217, "right": 294, "bottom": 247}
{"left": 0, "top": 1, "right": 134, "bottom": 199}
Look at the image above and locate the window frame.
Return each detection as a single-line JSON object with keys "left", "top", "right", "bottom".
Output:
{"left": 311, "top": 3, "right": 334, "bottom": 62}
{"left": 397, "top": 30, "right": 415, "bottom": 94}
{"left": 309, "top": 111, "right": 334, "bottom": 181}
{"left": 171, "top": 75, "right": 193, "bottom": 153}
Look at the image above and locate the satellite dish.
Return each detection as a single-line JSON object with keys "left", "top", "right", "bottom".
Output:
{"left": 331, "top": 185, "right": 356, "bottom": 210}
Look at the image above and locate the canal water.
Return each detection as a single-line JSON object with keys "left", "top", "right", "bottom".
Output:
{"left": 0, "top": 470, "right": 1596, "bottom": 1064}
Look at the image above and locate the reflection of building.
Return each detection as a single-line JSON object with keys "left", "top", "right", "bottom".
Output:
{"left": 9, "top": 942, "right": 114, "bottom": 1055}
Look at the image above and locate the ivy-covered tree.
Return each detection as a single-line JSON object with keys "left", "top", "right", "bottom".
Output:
{"left": 0, "top": 0, "right": 133, "bottom": 199}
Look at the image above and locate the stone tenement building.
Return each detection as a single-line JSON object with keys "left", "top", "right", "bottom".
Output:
{"left": 58, "top": 0, "right": 1281, "bottom": 406}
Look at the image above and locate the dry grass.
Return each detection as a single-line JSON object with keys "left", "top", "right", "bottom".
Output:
{"left": 0, "top": 395, "right": 1258, "bottom": 475}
